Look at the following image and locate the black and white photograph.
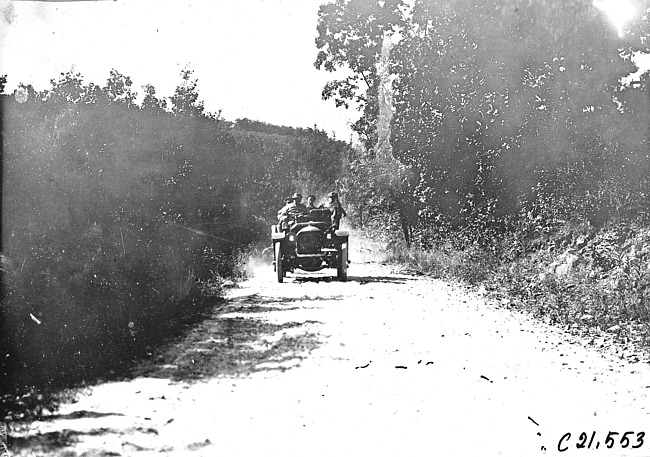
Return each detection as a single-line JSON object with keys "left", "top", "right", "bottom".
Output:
{"left": 1, "top": 0, "right": 650, "bottom": 455}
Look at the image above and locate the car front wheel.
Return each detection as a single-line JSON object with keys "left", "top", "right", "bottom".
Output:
{"left": 275, "top": 242, "right": 284, "bottom": 283}
{"left": 337, "top": 241, "right": 348, "bottom": 282}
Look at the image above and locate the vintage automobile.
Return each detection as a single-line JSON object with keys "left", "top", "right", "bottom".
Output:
{"left": 271, "top": 208, "right": 349, "bottom": 283}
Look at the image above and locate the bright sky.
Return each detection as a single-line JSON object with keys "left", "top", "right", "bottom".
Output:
{"left": 0, "top": 0, "right": 357, "bottom": 141}
{"left": 1, "top": 0, "right": 647, "bottom": 142}
{"left": 593, "top": 0, "right": 637, "bottom": 37}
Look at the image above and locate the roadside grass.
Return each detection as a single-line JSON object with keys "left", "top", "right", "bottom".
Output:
{"left": 0, "top": 253, "right": 236, "bottom": 421}
{"left": 387, "top": 243, "right": 495, "bottom": 285}
{"left": 0, "top": 288, "right": 228, "bottom": 421}
{"left": 386, "top": 222, "right": 650, "bottom": 357}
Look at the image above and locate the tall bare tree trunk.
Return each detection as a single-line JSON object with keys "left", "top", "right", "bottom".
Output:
{"left": 377, "top": 35, "right": 413, "bottom": 247}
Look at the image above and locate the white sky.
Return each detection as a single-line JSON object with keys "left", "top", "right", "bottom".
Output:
{"left": 0, "top": 0, "right": 357, "bottom": 141}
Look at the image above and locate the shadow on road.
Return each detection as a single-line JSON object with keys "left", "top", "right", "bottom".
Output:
{"left": 8, "top": 426, "right": 159, "bottom": 455}
{"left": 224, "top": 292, "right": 343, "bottom": 312}
{"left": 39, "top": 411, "right": 125, "bottom": 421}
{"left": 130, "top": 293, "right": 329, "bottom": 382}
{"left": 6, "top": 293, "right": 330, "bottom": 453}
{"left": 9, "top": 429, "right": 90, "bottom": 453}
{"left": 293, "top": 275, "right": 413, "bottom": 285}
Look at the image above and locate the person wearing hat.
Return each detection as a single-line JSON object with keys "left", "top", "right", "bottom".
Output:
{"left": 277, "top": 196, "right": 294, "bottom": 220}
{"left": 325, "top": 192, "right": 346, "bottom": 229}
{"left": 278, "top": 192, "right": 308, "bottom": 223}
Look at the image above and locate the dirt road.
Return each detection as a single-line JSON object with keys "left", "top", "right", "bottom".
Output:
{"left": 8, "top": 251, "right": 650, "bottom": 456}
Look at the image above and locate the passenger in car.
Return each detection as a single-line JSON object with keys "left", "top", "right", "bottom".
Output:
{"left": 277, "top": 196, "right": 293, "bottom": 219}
{"left": 325, "top": 192, "right": 346, "bottom": 229}
{"left": 306, "top": 194, "right": 318, "bottom": 211}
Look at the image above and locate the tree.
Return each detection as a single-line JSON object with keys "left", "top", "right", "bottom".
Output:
{"left": 0, "top": 75, "right": 6, "bottom": 94}
{"left": 315, "top": 0, "right": 407, "bottom": 151}
{"left": 317, "top": 0, "right": 650, "bottom": 245}
{"left": 47, "top": 71, "right": 88, "bottom": 104}
{"left": 389, "top": 0, "right": 643, "bottom": 231}
{"left": 141, "top": 83, "right": 168, "bottom": 114}
{"left": 103, "top": 69, "right": 137, "bottom": 106}
{"left": 170, "top": 67, "right": 205, "bottom": 117}
{"left": 315, "top": 0, "right": 422, "bottom": 245}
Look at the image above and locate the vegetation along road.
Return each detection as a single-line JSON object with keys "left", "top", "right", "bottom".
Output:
{"left": 3, "top": 1, "right": 650, "bottom": 456}
{"left": 8, "top": 244, "right": 650, "bottom": 457}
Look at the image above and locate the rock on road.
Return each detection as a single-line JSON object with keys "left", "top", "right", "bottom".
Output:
{"left": 8, "top": 255, "right": 650, "bottom": 457}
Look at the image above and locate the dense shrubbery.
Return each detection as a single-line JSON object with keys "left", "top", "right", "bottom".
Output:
{"left": 0, "top": 69, "right": 348, "bottom": 414}
{"left": 383, "top": 168, "right": 650, "bottom": 352}
{"left": 381, "top": 179, "right": 650, "bottom": 357}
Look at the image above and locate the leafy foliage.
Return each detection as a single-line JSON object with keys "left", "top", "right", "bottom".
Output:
{"left": 141, "top": 83, "right": 168, "bottom": 114}
{"left": 170, "top": 67, "right": 205, "bottom": 117}
{"left": 319, "top": 0, "right": 649, "bottom": 246}
{"left": 389, "top": 0, "right": 644, "bottom": 230}
{"left": 103, "top": 69, "right": 138, "bottom": 106}
{"left": 0, "top": 69, "right": 347, "bottom": 415}
{"left": 316, "top": 0, "right": 406, "bottom": 149}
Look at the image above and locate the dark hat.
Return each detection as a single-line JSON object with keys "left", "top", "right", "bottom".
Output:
{"left": 291, "top": 192, "right": 303, "bottom": 199}
{"left": 307, "top": 194, "right": 316, "bottom": 199}
{"left": 327, "top": 192, "right": 338, "bottom": 198}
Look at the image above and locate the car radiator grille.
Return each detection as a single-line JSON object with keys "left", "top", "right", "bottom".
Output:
{"left": 297, "top": 230, "right": 322, "bottom": 255}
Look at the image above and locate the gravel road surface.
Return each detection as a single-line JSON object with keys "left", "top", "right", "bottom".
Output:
{"left": 7, "top": 250, "right": 650, "bottom": 456}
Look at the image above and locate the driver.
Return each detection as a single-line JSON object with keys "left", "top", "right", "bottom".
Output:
{"left": 278, "top": 192, "right": 308, "bottom": 223}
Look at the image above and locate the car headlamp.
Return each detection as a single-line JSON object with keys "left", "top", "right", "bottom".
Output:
{"left": 289, "top": 235, "right": 296, "bottom": 242}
